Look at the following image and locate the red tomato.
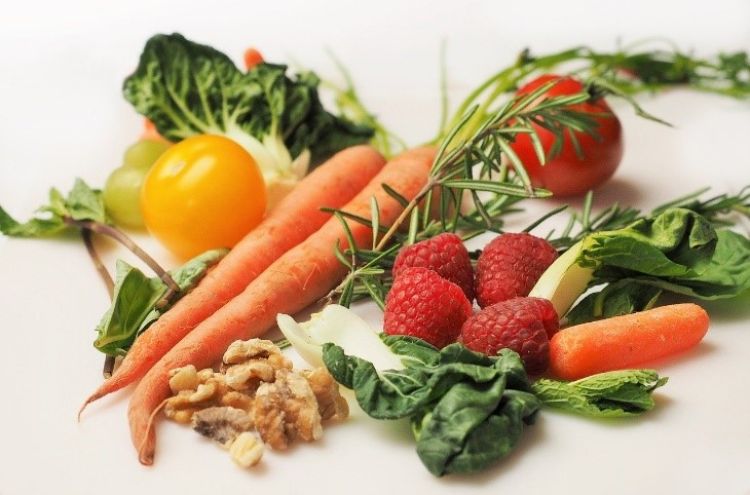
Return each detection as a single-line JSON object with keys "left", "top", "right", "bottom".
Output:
{"left": 511, "top": 74, "right": 623, "bottom": 197}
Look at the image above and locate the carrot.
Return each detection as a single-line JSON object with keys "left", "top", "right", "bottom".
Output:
{"left": 140, "top": 119, "right": 169, "bottom": 143}
{"left": 549, "top": 303, "right": 710, "bottom": 380}
{"left": 80, "top": 145, "right": 385, "bottom": 414}
{"left": 129, "top": 146, "right": 436, "bottom": 464}
{"left": 243, "top": 47, "right": 264, "bottom": 70}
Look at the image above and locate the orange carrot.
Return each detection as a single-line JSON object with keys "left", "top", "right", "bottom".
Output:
{"left": 141, "top": 119, "right": 169, "bottom": 143}
{"left": 549, "top": 303, "right": 710, "bottom": 380}
{"left": 80, "top": 145, "right": 385, "bottom": 414}
{"left": 243, "top": 47, "right": 264, "bottom": 70}
{"left": 129, "top": 146, "right": 436, "bottom": 464}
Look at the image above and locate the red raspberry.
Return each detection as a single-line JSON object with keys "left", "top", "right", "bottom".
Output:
{"left": 475, "top": 232, "right": 558, "bottom": 308}
{"left": 392, "top": 233, "right": 474, "bottom": 301}
{"left": 459, "top": 297, "right": 559, "bottom": 374}
{"left": 384, "top": 267, "right": 473, "bottom": 348}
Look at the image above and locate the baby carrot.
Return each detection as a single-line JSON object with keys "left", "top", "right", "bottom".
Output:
{"left": 79, "top": 145, "right": 385, "bottom": 415}
{"left": 129, "top": 146, "right": 436, "bottom": 465}
{"left": 549, "top": 303, "right": 710, "bottom": 380}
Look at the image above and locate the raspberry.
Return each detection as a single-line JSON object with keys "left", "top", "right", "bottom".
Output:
{"left": 459, "top": 297, "right": 559, "bottom": 374}
{"left": 392, "top": 233, "right": 474, "bottom": 301}
{"left": 475, "top": 232, "right": 558, "bottom": 308}
{"left": 384, "top": 267, "right": 473, "bottom": 348}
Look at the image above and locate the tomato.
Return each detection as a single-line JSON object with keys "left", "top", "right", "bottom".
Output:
{"left": 511, "top": 74, "right": 623, "bottom": 197}
{"left": 141, "top": 135, "right": 266, "bottom": 259}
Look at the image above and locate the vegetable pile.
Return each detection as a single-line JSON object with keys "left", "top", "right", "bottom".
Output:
{"left": 2, "top": 33, "right": 750, "bottom": 478}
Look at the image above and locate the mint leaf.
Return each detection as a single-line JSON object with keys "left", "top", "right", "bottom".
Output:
{"left": 0, "top": 178, "right": 107, "bottom": 238}
{"left": 532, "top": 370, "right": 667, "bottom": 418}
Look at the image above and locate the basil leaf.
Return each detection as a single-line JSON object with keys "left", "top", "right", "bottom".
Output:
{"left": 94, "top": 248, "right": 226, "bottom": 355}
{"left": 0, "top": 179, "right": 106, "bottom": 238}
{"left": 94, "top": 261, "right": 166, "bottom": 355}
{"left": 532, "top": 370, "right": 667, "bottom": 418}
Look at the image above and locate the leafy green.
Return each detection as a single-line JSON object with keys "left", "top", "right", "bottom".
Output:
{"left": 122, "top": 33, "right": 373, "bottom": 183}
{"left": 566, "top": 208, "right": 750, "bottom": 322}
{"left": 532, "top": 370, "right": 668, "bottom": 418}
{"left": 94, "top": 249, "right": 226, "bottom": 355}
{"left": 566, "top": 283, "right": 662, "bottom": 326}
{"left": 323, "top": 337, "right": 540, "bottom": 476}
{"left": 0, "top": 179, "right": 106, "bottom": 237}
{"left": 578, "top": 208, "right": 718, "bottom": 277}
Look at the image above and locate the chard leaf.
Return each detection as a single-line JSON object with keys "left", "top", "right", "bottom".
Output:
{"left": 0, "top": 179, "right": 106, "bottom": 238}
{"left": 323, "top": 341, "right": 539, "bottom": 476}
{"left": 94, "top": 248, "right": 226, "bottom": 355}
{"left": 122, "top": 33, "right": 373, "bottom": 178}
{"left": 532, "top": 370, "right": 667, "bottom": 418}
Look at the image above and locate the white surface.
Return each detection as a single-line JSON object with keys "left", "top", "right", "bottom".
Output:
{"left": 1, "top": 1, "right": 750, "bottom": 494}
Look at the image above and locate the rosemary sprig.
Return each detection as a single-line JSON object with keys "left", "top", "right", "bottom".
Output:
{"left": 327, "top": 41, "right": 750, "bottom": 308}
{"left": 443, "top": 41, "right": 750, "bottom": 140}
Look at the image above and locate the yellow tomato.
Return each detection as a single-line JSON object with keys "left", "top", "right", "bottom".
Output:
{"left": 141, "top": 135, "right": 266, "bottom": 259}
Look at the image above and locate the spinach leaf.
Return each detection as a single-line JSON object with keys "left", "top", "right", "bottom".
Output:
{"left": 567, "top": 208, "right": 750, "bottom": 322}
{"left": 123, "top": 33, "right": 373, "bottom": 181}
{"left": 323, "top": 341, "right": 540, "bottom": 476}
{"left": 532, "top": 370, "right": 667, "bottom": 418}
{"left": 0, "top": 179, "right": 106, "bottom": 238}
{"left": 579, "top": 208, "right": 717, "bottom": 277}
{"left": 566, "top": 282, "right": 662, "bottom": 325}
{"left": 94, "top": 248, "right": 226, "bottom": 355}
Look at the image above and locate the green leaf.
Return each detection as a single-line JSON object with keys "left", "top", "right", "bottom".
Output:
{"left": 580, "top": 208, "right": 718, "bottom": 277}
{"left": 94, "top": 248, "right": 226, "bottom": 355}
{"left": 122, "top": 33, "right": 372, "bottom": 177}
{"left": 532, "top": 370, "right": 667, "bottom": 418}
{"left": 0, "top": 178, "right": 106, "bottom": 238}
{"left": 66, "top": 178, "right": 107, "bottom": 223}
{"left": 566, "top": 282, "right": 662, "bottom": 325}
{"left": 323, "top": 340, "right": 539, "bottom": 476}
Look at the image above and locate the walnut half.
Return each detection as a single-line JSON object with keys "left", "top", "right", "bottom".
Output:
{"left": 191, "top": 407, "right": 253, "bottom": 447}
{"left": 254, "top": 369, "right": 323, "bottom": 450}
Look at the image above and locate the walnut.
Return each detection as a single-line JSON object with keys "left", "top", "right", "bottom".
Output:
{"left": 164, "top": 368, "right": 228, "bottom": 424}
{"left": 223, "top": 339, "right": 284, "bottom": 365}
{"left": 302, "top": 368, "right": 349, "bottom": 421}
{"left": 221, "top": 339, "right": 292, "bottom": 392}
{"left": 225, "top": 361, "right": 275, "bottom": 391}
{"left": 192, "top": 407, "right": 254, "bottom": 447}
{"left": 229, "top": 432, "right": 264, "bottom": 468}
{"left": 254, "top": 369, "right": 322, "bottom": 450}
{"left": 221, "top": 391, "right": 255, "bottom": 416}
{"left": 168, "top": 365, "right": 199, "bottom": 393}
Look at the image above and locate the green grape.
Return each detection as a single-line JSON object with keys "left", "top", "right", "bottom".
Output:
{"left": 103, "top": 165, "right": 148, "bottom": 228}
{"left": 123, "top": 139, "right": 170, "bottom": 170}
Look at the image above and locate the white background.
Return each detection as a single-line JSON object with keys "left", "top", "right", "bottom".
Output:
{"left": 1, "top": 1, "right": 749, "bottom": 494}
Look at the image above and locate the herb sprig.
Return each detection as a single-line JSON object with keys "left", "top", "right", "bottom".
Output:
{"left": 328, "top": 41, "right": 750, "bottom": 309}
